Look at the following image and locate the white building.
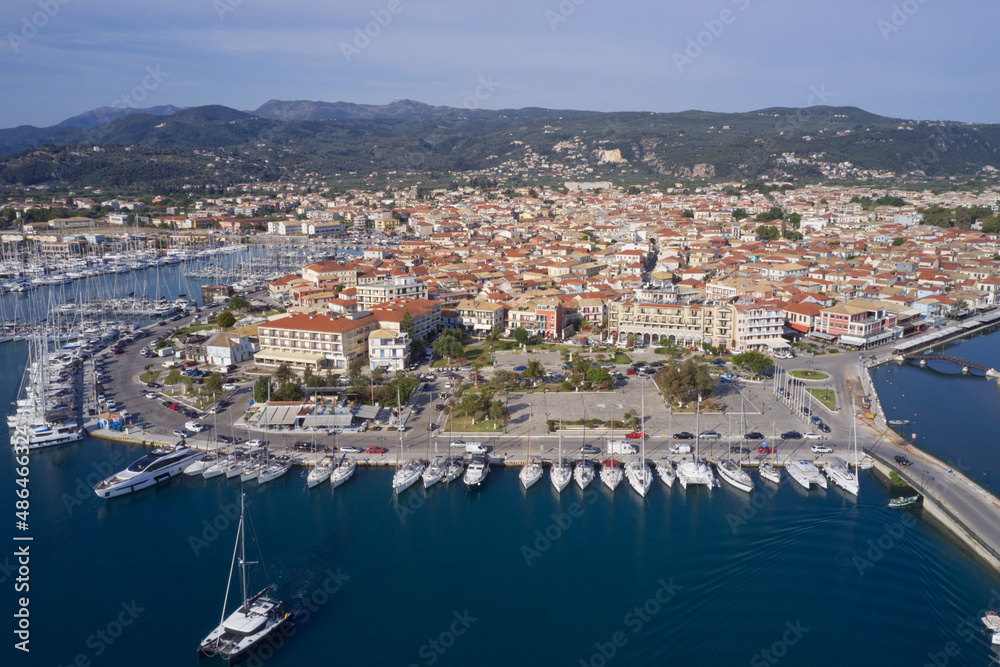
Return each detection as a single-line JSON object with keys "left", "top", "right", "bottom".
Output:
{"left": 205, "top": 332, "right": 256, "bottom": 367}
{"left": 267, "top": 221, "right": 302, "bottom": 235}
{"left": 368, "top": 329, "right": 409, "bottom": 371}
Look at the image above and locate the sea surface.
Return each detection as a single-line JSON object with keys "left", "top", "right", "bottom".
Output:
{"left": 5, "top": 324, "right": 1000, "bottom": 665}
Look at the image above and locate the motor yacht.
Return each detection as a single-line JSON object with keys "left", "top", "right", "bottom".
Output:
{"left": 94, "top": 445, "right": 204, "bottom": 498}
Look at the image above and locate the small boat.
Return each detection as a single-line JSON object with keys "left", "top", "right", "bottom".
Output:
{"left": 463, "top": 455, "right": 489, "bottom": 487}
{"left": 422, "top": 456, "right": 445, "bottom": 489}
{"left": 184, "top": 454, "right": 216, "bottom": 476}
{"left": 655, "top": 457, "right": 675, "bottom": 487}
{"left": 331, "top": 457, "right": 356, "bottom": 487}
{"left": 888, "top": 495, "right": 920, "bottom": 508}
{"left": 715, "top": 458, "right": 754, "bottom": 493}
{"left": 982, "top": 611, "right": 1000, "bottom": 632}
{"left": 625, "top": 455, "right": 653, "bottom": 497}
{"left": 520, "top": 457, "right": 543, "bottom": 489}
{"left": 307, "top": 456, "right": 333, "bottom": 489}
{"left": 888, "top": 419, "right": 911, "bottom": 426}
{"left": 444, "top": 457, "right": 464, "bottom": 483}
{"left": 258, "top": 458, "right": 291, "bottom": 485}
{"left": 573, "top": 458, "right": 595, "bottom": 490}
{"left": 550, "top": 423, "right": 571, "bottom": 492}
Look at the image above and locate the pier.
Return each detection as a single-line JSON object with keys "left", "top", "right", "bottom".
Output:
{"left": 898, "top": 352, "right": 1000, "bottom": 376}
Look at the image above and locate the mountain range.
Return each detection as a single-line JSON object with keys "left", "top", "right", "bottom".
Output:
{"left": 0, "top": 99, "right": 997, "bottom": 189}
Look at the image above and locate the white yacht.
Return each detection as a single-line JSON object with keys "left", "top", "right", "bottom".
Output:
{"left": 759, "top": 460, "right": 781, "bottom": 485}
{"left": 520, "top": 458, "right": 543, "bottom": 489}
{"left": 392, "top": 459, "right": 425, "bottom": 494}
{"left": 224, "top": 456, "right": 249, "bottom": 479}
{"left": 463, "top": 455, "right": 489, "bottom": 487}
{"left": 198, "top": 494, "right": 292, "bottom": 665}
{"left": 331, "top": 457, "right": 356, "bottom": 488}
{"left": 306, "top": 456, "right": 333, "bottom": 489}
{"left": 600, "top": 459, "right": 623, "bottom": 490}
{"left": 12, "top": 420, "right": 83, "bottom": 449}
{"left": 94, "top": 445, "right": 204, "bottom": 498}
{"left": 240, "top": 460, "right": 265, "bottom": 483}
{"left": 423, "top": 456, "right": 445, "bottom": 489}
{"left": 258, "top": 458, "right": 291, "bottom": 485}
{"left": 655, "top": 457, "right": 675, "bottom": 488}
{"left": 444, "top": 457, "right": 464, "bottom": 483}
{"left": 786, "top": 458, "right": 828, "bottom": 490}
{"left": 573, "top": 458, "right": 595, "bottom": 490}
{"left": 625, "top": 455, "right": 653, "bottom": 497}
{"left": 184, "top": 454, "right": 216, "bottom": 476}
{"left": 715, "top": 458, "right": 754, "bottom": 493}
{"left": 550, "top": 460, "right": 572, "bottom": 492}
{"left": 203, "top": 455, "right": 232, "bottom": 479}
{"left": 822, "top": 456, "right": 859, "bottom": 495}
{"left": 676, "top": 456, "right": 716, "bottom": 489}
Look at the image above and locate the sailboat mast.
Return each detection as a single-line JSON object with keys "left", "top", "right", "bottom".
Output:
{"left": 239, "top": 492, "right": 248, "bottom": 613}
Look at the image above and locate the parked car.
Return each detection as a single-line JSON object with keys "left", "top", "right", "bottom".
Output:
{"left": 513, "top": 365, "right": 527, "bottom": 372}
{"left": 340, "top": 445, "right": 364, "bottom": 453}
{"left": 811, "top": 415, "right": 822, "bottom": 424}
{"left": 449, "top": 440, "right": 467, "bottom": 448}
{"left": 172, "top": 429, "right": 188, "bottom": 438}
{"left": 894, "top": 455, "right": 913, "bottom": 466}
{"left": 222, "top": 383, "right": 237, "bottom": 391}
{"left": 668, "top": 443, "right": 692, "bottom": 454}
{"left": 673, "top": 432, "right": 695, "bottom": 440}
{"left": 423, "top": 383, "right": 431, "bottom": 391}
{"left": 757, "top": 445, "right": 774, "bottom": 454}
{"left": 366, "top": 446, "right": 388, "bottom": 454}
{"left": 143, "top": 392, "right": 156, "bottom": 399}
{"left": 581, "top": 444, "right": 601, "bottom": 455}
{"left": 781, "top": 431, "right": 802, "bottom": 439}
{"left": 625, "top": 432, "right": 648, "bottom": 439}
{"left": 744, "top": 432, "right": 764, "bottom": 440}
{"left": 803, "top": 432, "right": 822, "bottom": 440}
{"left": 435, "top": 404, "right": 446, "bottom": 411}
{"left": 246, "top": 439, "right": 265, "bottom": 448}
{"left": 699, "top": 431, "right": 722, "bottom": 440}
{"left": 625, "top": 369, "right": 638, "bottom": 375}
{"left": 811, "top": 444, "right": 833, "bottom": 454}
{"left": 730, "top": 445, "right": 750, "bottom": 454}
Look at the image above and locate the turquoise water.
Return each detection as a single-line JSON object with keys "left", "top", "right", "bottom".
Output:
{"left": 5, "top": 334, "right": 1000, "bottom": 665}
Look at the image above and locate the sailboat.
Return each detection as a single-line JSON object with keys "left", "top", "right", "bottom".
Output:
{"left": 307, "top": 455, "right": 333, "bottom": 488}
{"left": 519, "top": 409, "right": 543, "bottom": 489}
{"left": 824, "top": 414, "right": 859, "bottom": 495}
{"left": 391, "top": 387, "right": 424, "bottom": 494}
{"left": 550, "top": 412, "right": 572, "bottom": 492}
{"left": 625, "top": 379, "right": 652, "bottom": 497}
{"left": 715, "top": 396, "right": 753, "bottom": 493}
{"left": 600, "top": 403, "right": 623, "bottom": 490}
{"left": 330, "top": 430, "right": 355, "bottom": 488}
{"left": 759, "top": 422, "right": 781, "bottom": 485}
{"left": 676, "top": 395, "right": 716, "bottom": 489}
{"left": 198, "top": 492, "right": 293, "bottom": 664}
{"left": 573, "top": 400, "right": 595, "bottom": 490}
{"left": 422, "top": 423, "right": 444, "bottom": 489}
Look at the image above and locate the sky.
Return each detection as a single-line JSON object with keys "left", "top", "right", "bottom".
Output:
{"left": 1, "top": 0, "right": 998, "bottom": 129}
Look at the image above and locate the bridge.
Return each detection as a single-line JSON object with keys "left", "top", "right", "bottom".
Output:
{"left": 899, "top": 353, "right": 1000, "bottom": 377}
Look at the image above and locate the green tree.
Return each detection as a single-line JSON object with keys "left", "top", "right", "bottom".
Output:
{"left": 217, "top": 310, "right": 237, "bottom": 330}
{"left": 731, "top": 351, "right": 773, "bottom": 375}
{"left": 275, "top": 362, "right": 293, "bottom": 385}
{"left": 409, "top": 335, "right": 427, "bottom": 362}
{"left": 892, "top": 237, "right": 906, "bottom": 246}
{"left": 524, "top": 359, "right": 545, "bottom": 383}
{"left": 787, "top": 212, "right": 802, "bottom": 229}
{"left": 489, "top": 399, "right": 505, "bottom": 427}
{"left": 226, "top": 296, "right": 249, "bottom": 311}
{"left": 755, "top": 225, "right": 780, "bottom": 241}
{"left": 253, "top": 377, "right": 270, "bottom": 402}
{"left": 205, "top": 372, "right": 223, "bottom": 395}
{"left": 348, "top": 359, "right": 367, "bottom": 395}
{"left": 400, "top": 310, "right": 414, "bottom": 337}
{"left": 731, "top": 208, "right": 748, "bottom": 221}
{"left": 657, "top": 359, "right": 715, "bottom": 406}
{"left": 512, "top": 327, "right": 529, "bottom": 347}
{"left": 754, "top": 206, "right": 784, "bottom": 223}
{"left": 371, "top": 365, "right": 386, "bottom": 387}
{"left": 165, "top": 369, "right": 182, "bottom": 385}
{"left": 432, "top": 331, "right": 464, "bottom": 362}
{"left": 273, "top": 381, "right": 302, "bottom": 401}
{"left": 490, "top": 369, "right": 515, "bottom": 389}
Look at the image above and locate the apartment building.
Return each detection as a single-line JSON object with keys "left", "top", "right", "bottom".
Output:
{"left": 255, "top": 312, "right": 379, "bottom": 371}
{"left": 355, "top": 276, "right": 428, "bottom": 310}
{"left": 609, "top": 301, "right": 733, "bottom": 349}
{"left": 731, "top": 303, "right": 789, "bottom": 352}
{"left": 815, "top": 299, "right": 899, "bottom": 348}
{"left": 506, "top": 298, "right": 565, "bottom": 339}
{"left": 456, "top": 299, "right": 506, "bottom": 333}
{"left": 368, "top": 329, "right": 409, "bottom": 371}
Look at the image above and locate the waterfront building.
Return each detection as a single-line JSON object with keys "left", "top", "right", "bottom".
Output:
{"left": 205, "top": 331, "right": 256, "bottom": 366}
{"left": 255, "top": 312, "right": 379, "bottom": 371}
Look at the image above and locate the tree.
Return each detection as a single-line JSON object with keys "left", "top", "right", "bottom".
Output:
{"left": 512, "top": 327, "right": 529, "bottom": 346}
{"left": 254, "top": 377, "right": 270, "bottom": 402}
{"left": 226, "top": 296, "right": 249, "bottom": 312}
{"left": 731, "top": 351, "right": 773, "bottom": 375}
{"left": 524, "top": 360, "right": 545, "bottom": 383}
{"left": 754, "top": 206, "right": 784, "bottom": 223}
{"left": 657, "top": 359, "right": 715, "bottom": 406}
{"left": 275, "top": 362, "right": 294, "bottom": 385}
{"left": 755, "top": 225, "right": 780, "bottom": 241}
{"left": 432, "top": 331, "right": 464, "bottom": 362}
{"left": 400, "top": 310, "right": 414, "bottom": 337}
{"left": 490, "top": 369, "right": 515, "bottom": 390}
{"left": 348, "top": 359, "right": 367, "bottom": 395}
{"left": 371, "top": 365, "right": 386, "bottom": 387}
{"left": 409, "top": 335, "right": 427, "bottom": 362}
{"left": 217, "top": 310, "right": 237, "bottom": 330}
{"left": 273, "top": 381, "right": 302, "bottom": 401}
{"left": 787, "top": 212, "right": 802, "bottom": 229}
{"left": 681, "top": 209, "right": 694, "bottom": 218}
{"left": 165, "top": 369, "right": 182, "bottom": 385}
{"left": 731, "top": 208, "right": 748, "bottom": 221}
{"left": 892, "top": 237, "right": 906, "bottom": 246}
{"left": 205, "top": 372, "right": 223, "bottom": 395}
{"left": 489, "top": 399, "right": 505, "bottom": 427}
